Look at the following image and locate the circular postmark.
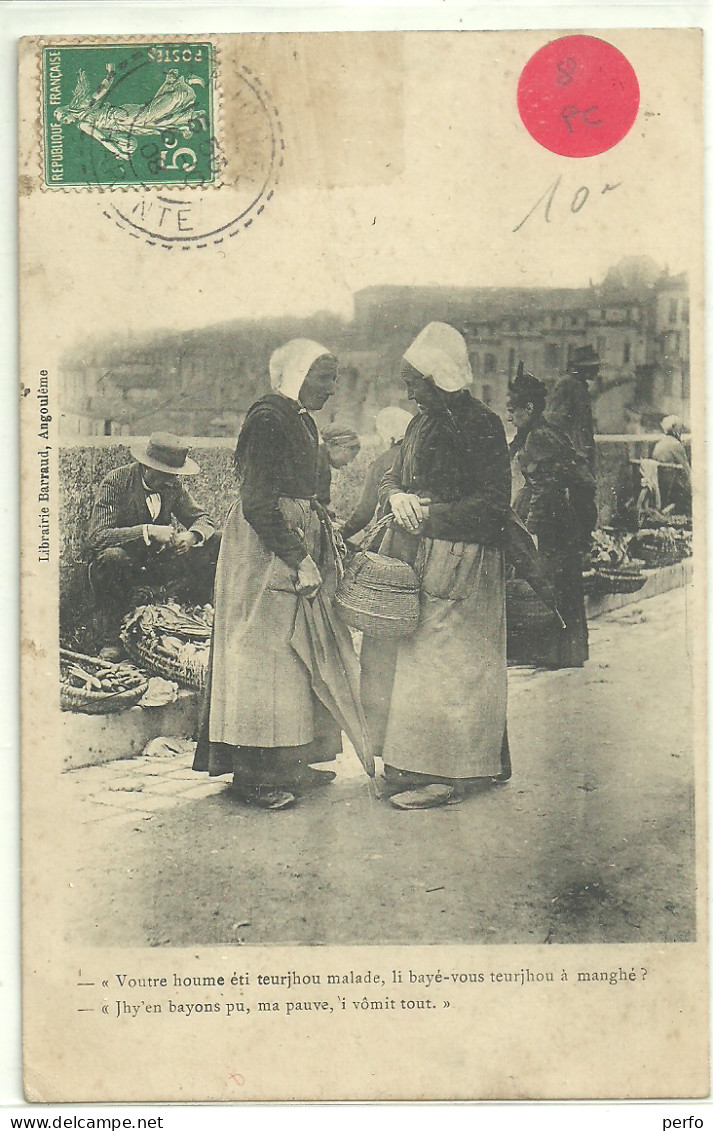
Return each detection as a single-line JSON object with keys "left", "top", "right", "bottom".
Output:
{"left": 45, "top": 42, "right": 283, "bottom": 246}
{"left": 517, "top": 35, "right": 639, "bottom": 158}
{"left": 99, "top": 66, "right": 283, "bottom": 248}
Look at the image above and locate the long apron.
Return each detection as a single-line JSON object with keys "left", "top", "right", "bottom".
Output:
{"left": 378, "top": 536, "right": 508, "bottom": 780}
{"left": 194, "top": 495, "right": 371, "bottom": 781}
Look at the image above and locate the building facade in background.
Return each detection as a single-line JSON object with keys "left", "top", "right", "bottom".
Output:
{"left": 58, "top": 256, "right": 689, "bottom": 439}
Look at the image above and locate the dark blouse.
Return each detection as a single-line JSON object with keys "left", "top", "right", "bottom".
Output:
{"left": 379, "top": 391, "right": 511, "bottom": 546}
{"left": 234, "top": 393, "right": 320, "bottom": 568}
{"left": 513, "top": 415, "right": 597, "bottom": 549}
{"left": 546, "top": 374, "right": 596, "bottom": 470}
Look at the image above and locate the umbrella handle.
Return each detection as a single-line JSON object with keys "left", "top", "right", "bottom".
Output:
{"left": 555, "top": 609, "right": 567, "bottom": 630}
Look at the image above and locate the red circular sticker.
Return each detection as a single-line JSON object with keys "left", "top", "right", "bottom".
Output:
{"left": 517, "top": 34, "right": 639, "bottom": 158}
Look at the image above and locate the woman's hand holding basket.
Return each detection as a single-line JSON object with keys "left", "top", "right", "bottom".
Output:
{"left": 389, "top": 492, "right": 431, "bottom": 533}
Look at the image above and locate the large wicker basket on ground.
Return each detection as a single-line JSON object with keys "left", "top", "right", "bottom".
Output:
{"left": 335, "top": 549, "right": 421, "bottom": 638}
{"left": 121, "top": 628, "right": 208, "bottom": 691}
{"left": 60, "top": 682, "right": 148, "bottom": 714}
{"left": 506, "top": 578, "right": 559, "bottom": 633}
{"left": 596, "top": 568, "right": 646, "bottom": 595}
{"left": 582, "top": 569, "right": 602, "bottom": 597}
{"left": 120, "top": 604, "right": 211, "bottom": 691}
{"left": 59, "top": 648, "right": 148, "bottom": 714}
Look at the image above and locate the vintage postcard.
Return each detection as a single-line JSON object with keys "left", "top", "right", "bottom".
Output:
{"left": 19, "top": 27, "right": 708, "bottom": 1101}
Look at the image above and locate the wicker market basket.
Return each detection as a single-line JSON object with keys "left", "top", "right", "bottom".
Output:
{"left": 121, "top": 628, "right": 208, "bottom": 691}
{"left": 596, "top": 568, "right": 646, "bottom": 595}
{"left": 60, "top": 681, "right": 148, "bottom": 714}
{"left": 582, "top": 569, "right": 602, "bottom": 597}
{"left": 335, "top": 549, "right": 420, "bottom": 639}
{"left": 59, "top": 648, "right": 148, "bottom": 714}
{"left": 506, "top": 578, "right": 559, "bottom": 632}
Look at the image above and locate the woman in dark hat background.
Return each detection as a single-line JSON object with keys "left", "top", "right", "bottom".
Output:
{"left": 507, "top": 366, "right": 597, "bottom": 669}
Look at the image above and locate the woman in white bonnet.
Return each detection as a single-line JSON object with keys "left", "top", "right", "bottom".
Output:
{"left": 368, "top": 322, "right": 512, "bottom": 809}
{"left": 194, "top": 339, "right": 370, "bottom": 809}
{"left": 651, "top": 414, "right": 692, "bottom": 512}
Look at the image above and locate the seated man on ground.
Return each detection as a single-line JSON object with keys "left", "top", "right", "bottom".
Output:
{"left": 85, "top": 432, "right": 219, "bottom": 659}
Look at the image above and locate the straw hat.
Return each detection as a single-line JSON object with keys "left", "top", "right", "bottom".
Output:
{"left": 130, "top": 432, "right": 200, "bottom": 476}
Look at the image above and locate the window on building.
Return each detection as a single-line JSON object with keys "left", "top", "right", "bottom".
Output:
{"left": 484, "top": 353, "right": 496, "bottom": 375}
{"left": 103, "top": 419, "right": 112, "bottom": 436}
{"left": 507, "top": 348, "right": 515, "bottom": 378}
{"left": 482, "top": 384, "right": 493, "bottom": 406}
{"left": 623, "top": 341, "right": 631, "bottom": 364}
{"left": 544, "top": 342, "right": 558, "bottom": 369}
{"left": 669, "top": 298, "right": 678, "bottom": 324}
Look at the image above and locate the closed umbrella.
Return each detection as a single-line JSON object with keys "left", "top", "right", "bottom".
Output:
{"left": 291, "top": 589, "right": 375, "bottom": 777}
{"left": 504, "top": 509, "right": 566, "bottom": 628}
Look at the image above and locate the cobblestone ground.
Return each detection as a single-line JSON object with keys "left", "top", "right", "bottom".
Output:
{"left": 64, "top": 586, "right": 698, "bottom": 947}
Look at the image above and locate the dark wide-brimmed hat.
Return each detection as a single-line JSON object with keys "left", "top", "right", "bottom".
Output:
{"left": 570, "top": 344, "right": 600, "bottom": 372}
{"left": 508, "top": 361, "right": 547, "bottom": 405}
{"left": 130, "top": 432, "right": 200, "bottom": 476}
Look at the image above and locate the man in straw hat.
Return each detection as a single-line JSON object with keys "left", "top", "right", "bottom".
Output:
{"left": 85, "top": 432, "right": 218, "bottom": 659}
{"left": 547, "top": 343, "right": 600, "bottom": 471}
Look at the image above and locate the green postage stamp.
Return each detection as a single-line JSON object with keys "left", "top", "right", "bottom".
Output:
{"left": 41, "top": 42, "right": 217, "bottom": 188}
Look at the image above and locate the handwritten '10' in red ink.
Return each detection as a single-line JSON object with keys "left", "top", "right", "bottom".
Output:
{"left": 517, "top": 35, "right": 640, "bottom": 158}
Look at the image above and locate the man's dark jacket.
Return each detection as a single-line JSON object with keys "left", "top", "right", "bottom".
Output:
{"left": 85, "top": 462, "right": 215, "bottom": 562}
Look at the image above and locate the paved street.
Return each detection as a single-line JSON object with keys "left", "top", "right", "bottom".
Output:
{"left": 65, "top": 587, "right": 697, "bottom": 947}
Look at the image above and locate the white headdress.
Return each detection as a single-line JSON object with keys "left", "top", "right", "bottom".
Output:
{"left": 375, "top": 406, "right": 413, "bottom": 445}
{"left": 403, "top": 322, "right": 473, "bottom": 392}
{"left": 269, "top": 339, "right": 332, "bottom": 401}
{"left": 661, "top": 414, "right": 684, "bottom": 437}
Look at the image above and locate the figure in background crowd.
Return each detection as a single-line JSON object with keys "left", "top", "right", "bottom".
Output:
{"left": 85, "top": 432, "right": 218, "bottom": 661}
{"left": 507, "top": 367, "right": 597, "bottom": 669}
{"left": 316, "top": 423, "right": 361, "bottom": 514}
{"left": 651, "top": 414, "right": 692, "bottom": 515}
{"left": 362, "top": 322, "right": 512, "bottom": 810}
{"left": 547, "top": 343, "right": 600, "bottom": 471}
{"left": 193, "top": 339, "right": 370, "bottom": 810}
{"left": 340, "top": 406, "right": 413, "bottom": 542}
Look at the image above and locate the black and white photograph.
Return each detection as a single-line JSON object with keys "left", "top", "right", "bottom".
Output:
{"left": 18, "top": 24, "right": 707, "bottom": 1103}
{"left": 57, "top": 260, "right": 696, "bottom": 951}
